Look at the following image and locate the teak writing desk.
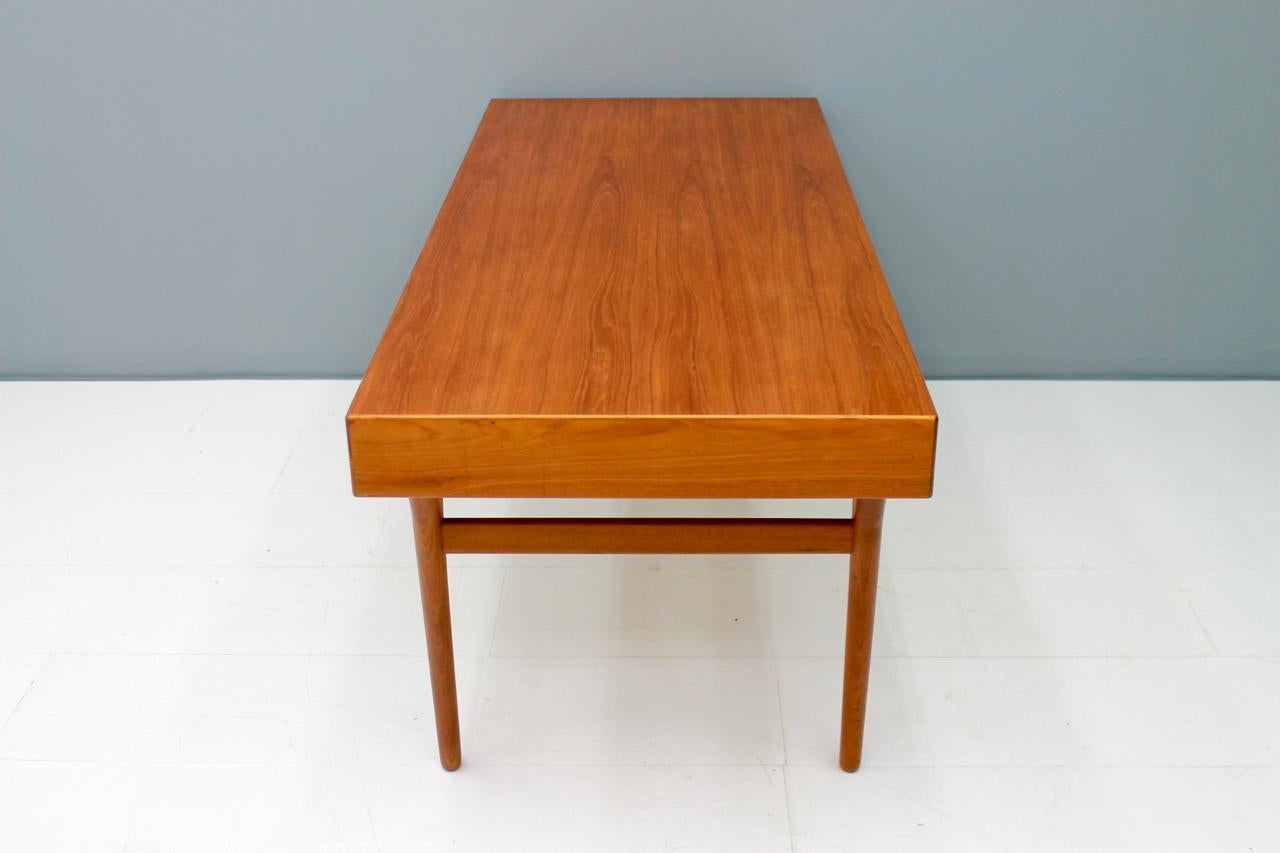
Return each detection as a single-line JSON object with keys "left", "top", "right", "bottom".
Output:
{"left": 347, "top": 98, "right": 937, "bottom": 772}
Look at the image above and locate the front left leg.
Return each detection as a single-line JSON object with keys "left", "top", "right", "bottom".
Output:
{"left": 410, "top": 497, "right": 462, "bottom": 771}
{"left": 838, "top": 498, "right": 885, "bottom": 772}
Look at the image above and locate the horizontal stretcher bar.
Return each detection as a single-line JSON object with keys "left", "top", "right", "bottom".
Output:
{"left": 440, "top": 517, "right": 854, "bottom": 554}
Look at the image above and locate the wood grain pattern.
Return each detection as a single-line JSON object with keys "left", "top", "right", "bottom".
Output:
{"left": 348, "top": 98, "right": 936, "bottom": 498}
{"left": 442, "top": 517, "right": 854, "bottom": 554}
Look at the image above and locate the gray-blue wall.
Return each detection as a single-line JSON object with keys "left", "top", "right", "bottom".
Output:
{"left": 3, "top": 2, "right": 1277, "bottom": 378}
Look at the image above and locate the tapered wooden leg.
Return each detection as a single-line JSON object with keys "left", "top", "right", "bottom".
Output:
{"left": 839, "top": 498, "right": 885, "bottom": 772}
{"left": 410, "top": 498, "right": 461, "bottom": 771}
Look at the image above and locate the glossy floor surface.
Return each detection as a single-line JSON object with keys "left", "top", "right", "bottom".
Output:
{"left": 0, "top": 380, "right": 1277, "bottom": 852}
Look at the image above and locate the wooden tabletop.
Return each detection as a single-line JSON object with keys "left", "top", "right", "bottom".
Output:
{"left": 348, "top": 98, "right": 936, "bottom": 498}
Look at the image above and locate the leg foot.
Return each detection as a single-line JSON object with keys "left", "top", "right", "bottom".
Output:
{"left": 410, "top": 498, "right": 462, "bottom": 771}
{"left": 838, "top": 498, "right": 885, "bottom": 772}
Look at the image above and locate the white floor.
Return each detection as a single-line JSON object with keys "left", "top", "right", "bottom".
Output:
{"left": 0, "top": 380, "right": 1277, "bottom": 852}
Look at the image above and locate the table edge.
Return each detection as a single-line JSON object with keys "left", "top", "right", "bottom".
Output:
{"left": 346, "top": 412, "right": 938, "bottom": 499}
